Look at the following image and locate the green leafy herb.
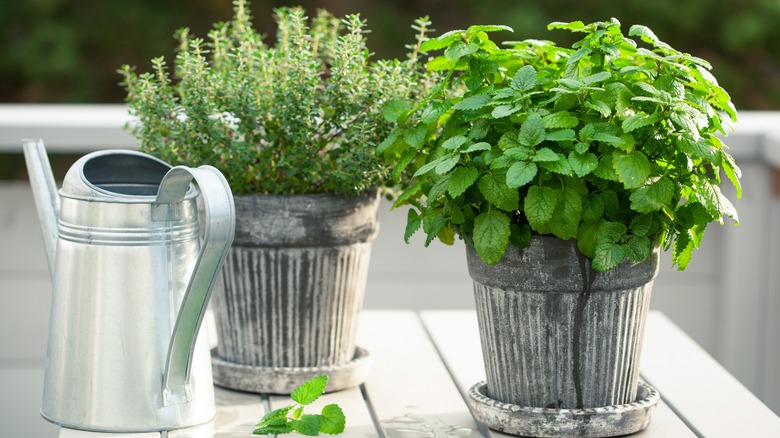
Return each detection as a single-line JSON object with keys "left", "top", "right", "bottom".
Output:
{"left": 253, "top": 375, "right": 345, "bottom": 436}
{"left": 382, "top": 18, "right": 741, "bottom": 271}
{"left": 120, "top": 0, "right": 434, "bottom": 196}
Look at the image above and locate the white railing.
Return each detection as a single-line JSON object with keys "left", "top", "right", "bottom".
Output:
{"left": 1, "top": 105, "right": 780, "bottom": 421}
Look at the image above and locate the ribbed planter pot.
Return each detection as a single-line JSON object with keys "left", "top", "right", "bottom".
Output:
{"left": 466, "top": 235, "right": 661, "bottom": 437}
{"left": 210, "top": 189, "right": 379, "bottom": 394}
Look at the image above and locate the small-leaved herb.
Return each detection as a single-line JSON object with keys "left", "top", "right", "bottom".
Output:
{"left": 253, "top": 375, "right": 345, "bottom": 436}
{"left": 120, "top": 0, "right": 434, "bottom": 196}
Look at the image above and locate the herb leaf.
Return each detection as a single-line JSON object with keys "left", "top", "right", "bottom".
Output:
{"left": 291, "top": 375, "right": 328, "bottom": 405}
{"left": 254, "top": 375, "right": 345, "bottom": 436}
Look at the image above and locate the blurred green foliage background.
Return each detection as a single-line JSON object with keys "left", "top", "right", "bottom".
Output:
{"left": 1, "top": 0, "right": 779, "bottom": 109}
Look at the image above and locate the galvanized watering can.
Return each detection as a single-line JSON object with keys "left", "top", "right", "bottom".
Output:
{"left": 23, "top": 139, "right": 235, "bottom": 432}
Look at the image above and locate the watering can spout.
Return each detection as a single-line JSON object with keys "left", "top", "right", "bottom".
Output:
{"left": 22, "top": 139, "right": 59, "bottom": 277}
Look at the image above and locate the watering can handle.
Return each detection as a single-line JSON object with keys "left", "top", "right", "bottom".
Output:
{"left": 154, "top": 165, "right": 235, "bottom": 406}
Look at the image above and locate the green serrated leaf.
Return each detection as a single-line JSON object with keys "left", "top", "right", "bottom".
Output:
{"left": 624, "top": 235, "right": 651, "bottom": 262}
{"left": 392, "top": 180, "right": 424, "bottom": 209}
{"left": 512, "top": 65, "right": 537, "bottom": 91}
{"left": 291, "top": 414, "right": 321, "bottom": 436}
{"left": 548, "top": 187, "right": 583, "bottom": 240}
{"left": 453, "top": 94, "right": 491, "bottom": 111}
{"left": 577, "top": 222, "right": 600, "bottom": 258}
{"left": 291, "top": 375, "right": 328, "bottom": 405}
{"left": 524, "top": 185, "right": 557, "bottom": 230}
{"left": 404, "top": 209, "right": 422, "bottom": 243}
{"left": 422, "top": 209, "right": 446, "bottom": 246}
{"left": 629, "top": 177, "right": 675, "bottom": 213}
{"left": 435, "top": 154, "right": 461, "bottom": 174}
{"left": 319, "top": 404, "right": 346, "bottom": 435}
{"left": 599, "top": 221, "right": 628, "bottom": 244}
{"left": 492, "top": 105, "right": 521, "bottom": 118}
{"left": 391, "top": 149, "right": 416, "bottom": 182}
{"left": 426, "top": 55, "right": 455, "bottom": 71}
{"left": 548, "top": 21, "right": 586, "bottom": 31}
{"left": 720, "top": 151, "right": 742, "bottom": 198}
{"left": 442, "top": 135, "right": 470, "bottom": 150}
{"left": 558, "top": 78, "right": 586, "bottom": 89}
{"left": 505, "top": 146, "right": 532, "bottom": 160}
{"left": 419, "top": 32, "right": 462, "bottom": 52}
{"left": 582, "top": 194, "right": 605, "bottom": 224}
{"left": 568, "top": 151, "right": 598, "bottom": 177}
{"left": 403, "top": 126, "right": 427, "bottom": 148}
{"left": 629, "top": 214, "right": 654, "bottom": 237}
{"left": 478, "top": 173, "right": 520, "bottom": 211}
{"left": 445, "top": 41, "right": 478, "bottom": 62}
{"left": 622, "top": 113, "right": 659, "bottom": 132}
{"left": 673, "top": 230, "right": 694, "bottom": 270}
{"left": 518, "top": 114, "right": 546, "bottom": 146}
{"left": 254, "top": 424, "right": 294, "bottom": 435}
{"left": 468, "top": 118, "right": 490, "bottom": 140}
{"left": 257, "top": 405, "right": 294, "bottom": 427}
{"left": 464, "top": 142, "right": 491, "bottom": 153}
{"left": 413, "top": 154, "right": 460, "bottom": 177}
{"left": 586, "top": 100, "right": 612, "bottom": 117}
{"left": 498, "top": 130, "right": 520, "bottom": 150}
{"left": 593, "top": 132, "right": 623, "bottom": 144}
{"left": 467, "top": 24, "right": 514, "bottom": 36}
{"left": 473, "top": 210, "right": 511, "bottom": 265}
{"left": 539, "top": 157, "right": 573, "bottom": 175}
{"left": 543, "top": 111, "right": 579, "bottom": 129}
{"left": 695, "top": 179, "right": 739, "bottom": 224}
{"left": 533, "top": 147, "right": 561, "bottom": 163}
{"left": 427, "top": 176, "right": 451, "bottom": 202}
{"left": 545, "top": 129, "right": 576, "bottom": 142}
{"left": 448, "top": 166, "right": 479, "bottom": 197}
{"left": 506, "top": 161, "right": 538, "bottom": 188}
{"left": 593, "top": 242, "right": 625, "bottom": 272}
{"left": 575, "top": 142, "right": 590, "bottom": 154}
{"left": 628, "top": 24, "right": 660, "bottom": 45}
{"left": 582, "top": 71, "right": 612, "bottom": 85}
{"left": 593, "top": 155, "right": 619, "bottom": 181}
{"left": 377, "top": 130, "right": 401, "bottom": 155}
{"left": 383, "top": 100, "right": 411, "bottom": 123}
{"left": 613, "top": 151, "right": 651, "bottom": 189}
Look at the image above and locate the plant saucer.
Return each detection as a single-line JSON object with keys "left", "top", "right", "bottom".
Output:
{"left": 467, "top": 381, "right": 660, "bottom": 437}
{"left": 211, "top": 346, "right": 371, "bottom": 394}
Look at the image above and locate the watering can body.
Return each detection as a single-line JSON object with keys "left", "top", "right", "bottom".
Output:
{"left": 23, "top": 139, "right": 235, "bottom": 432}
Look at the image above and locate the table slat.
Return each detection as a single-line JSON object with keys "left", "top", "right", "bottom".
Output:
{"left": 357, "top": 310, "right": 483, "bottom": 438}
{"left": 642, "top": 312, "right": 780, "bottom": 437}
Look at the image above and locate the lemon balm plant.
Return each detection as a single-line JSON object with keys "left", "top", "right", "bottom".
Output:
{"left": 381, "top": 19, "right": 743, "bottom": 436}
{"left": 382, "top": 18, "right": 741, "bottom": 272}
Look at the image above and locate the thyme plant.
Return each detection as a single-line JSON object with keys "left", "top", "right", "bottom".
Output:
{"left": 382, "top": 19, "right": 741, "bottom": 271}
{"left": 120, "top": 0, "right": 433, "bottom": 195}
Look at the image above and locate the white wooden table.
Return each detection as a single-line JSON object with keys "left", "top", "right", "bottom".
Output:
{"left": 59, "top": 310, "right": 780, "bottom": 438}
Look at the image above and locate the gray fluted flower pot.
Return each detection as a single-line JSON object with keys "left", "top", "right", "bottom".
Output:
{"left": 210, "top": 189, "right": 379, "bottom": 393}
{"left": 467, "top": 235, "right": 660, "bottom": 410}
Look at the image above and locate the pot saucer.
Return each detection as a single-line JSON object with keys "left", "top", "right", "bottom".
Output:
{"left": 211, "top": 346, "right": 371, "bottom": 394}
{"left": 467, "top": 381, "right": 659, "bottom": 437}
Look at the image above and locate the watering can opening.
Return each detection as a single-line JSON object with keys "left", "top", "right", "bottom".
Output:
{"left": 82, "top": 152, "right": 173, "bottom": 196}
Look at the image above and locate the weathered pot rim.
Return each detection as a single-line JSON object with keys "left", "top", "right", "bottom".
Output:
{"left": 231, "top": 188, "right": 381, "bottom": 247}
{"left": 466, "top": 235, "right": 660, "bottom": 292}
